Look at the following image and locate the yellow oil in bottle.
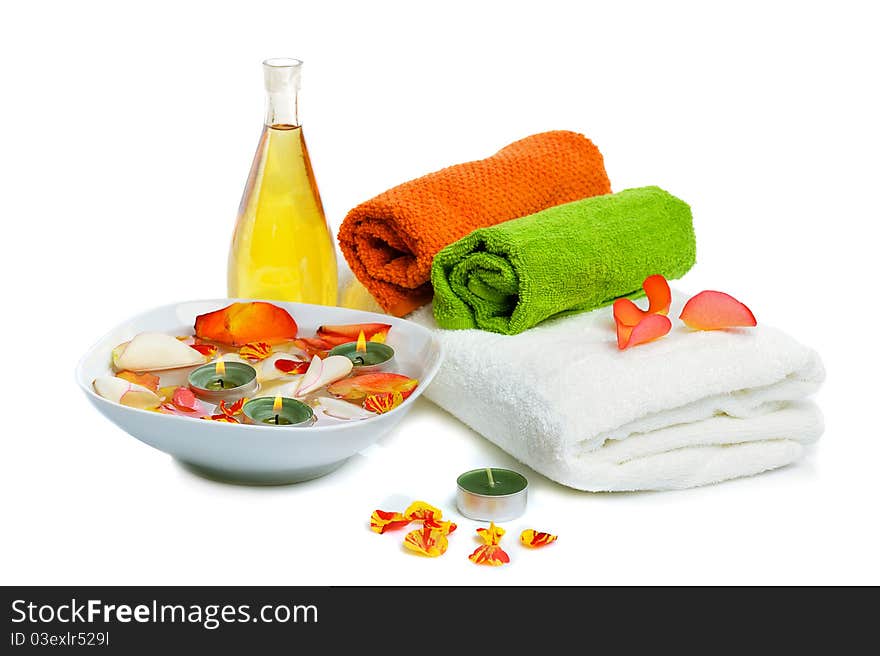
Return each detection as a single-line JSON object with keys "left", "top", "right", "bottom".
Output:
{"left": 228, "top": 59, "right": 337, "bottom": 305}
{"left": 228, "top": 124, "right": 337, "bottom": 304}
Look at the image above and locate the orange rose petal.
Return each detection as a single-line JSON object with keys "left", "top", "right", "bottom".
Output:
{"left": 194, "top": 302, "right": 298, "bottom": 347}
{"left": 370, "top": 510, "right": 411, "bottom": 534}
{"left": 292, "top": 337, "right": 333, "bottom": 358}
{"left": 239, "top": 341, "right": 273, "bottom": 361}
{"left": 679, "top": 290, "right": 757, "bottom": 331}
{"left": 644, "top": 274, "right": 672, "bottom": 316}
{"left": 275, "top": 359, "right": 310, "bottom": 374}
{"left": 189, "top": 343, "right": 218, "bottom": 358}
{"left": 218, "top": 398, "right": 246, "bottom": 417}
{"left": 115, "top": 370, "right": 160, "bottom": 392}
{"left": 363, "top": 391, "right": 404, "bottom": 414}
{"left": 404, "top": 501, "right": 443, "bottom": 522}
{"left": 613, "top": 298, "right": 645, "bottom": 327}
{"left": 619, "top": 314, "right": 672, "bottom": 350}
{"left": 520, "top": 529, "right": 558, "bottom": 548}
{"left": 317, "top": 323, "right": 392, "bottom": 347}
{"left": 468, "top": 544, "right": 510, "bottom": 566}
{"left": 403, "top": 525, "right": 449, "bottom": 557}
{"left": 327, "top": 373, "right": 419, "bottom": 402}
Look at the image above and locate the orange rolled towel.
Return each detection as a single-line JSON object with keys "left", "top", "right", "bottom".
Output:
{"left": 337, "top": 131, "right": 612, "bottom": 316}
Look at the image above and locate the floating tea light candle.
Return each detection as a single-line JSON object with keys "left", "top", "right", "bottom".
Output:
{"left": 188, "top": 359, "right": 258, "bottom": 404}
{"left": 329, "top": 330, "right": 394, "bottom": 372}
{"left": 243, "top": 396, "right": 315, "bottom": 427}
{"left": 456, "top": 467, "right": 529, "bottom": 522}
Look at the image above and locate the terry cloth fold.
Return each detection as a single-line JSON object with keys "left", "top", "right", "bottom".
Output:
{"left": 409, "top": 293, "right": 825, "bottom": 491}
{"left": 431, "top": 186, "right": 696, "bottom": 334}
{"left": 338, "top": 131, "right": 611, "bottom": 317}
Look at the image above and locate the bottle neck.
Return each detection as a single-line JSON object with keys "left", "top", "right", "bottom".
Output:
{"left": 264, "top": 89, "right": 299, "bottom": 127}
{"left": 262, "top": 58, "right": 302, "bottom": 128}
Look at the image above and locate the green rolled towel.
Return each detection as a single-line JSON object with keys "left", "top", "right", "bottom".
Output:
{"left": 430, "top": 186, "right": 696, "bottom": 334}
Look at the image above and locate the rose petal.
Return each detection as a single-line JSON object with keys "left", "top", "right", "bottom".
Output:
{"left": 618, "top": 314, "right": 672, "bottom": 350}
{"left": 679, "top": 290, "right": 757, "bottom": 331}
{"left": 644, "top": 274, "right": 672, "bottom": 316}
{"left": 189, "top": 343, "right": 218, "bottom": 358}
{"left": 274, "top": 359, "right": 309, "bottom": 374}
{"left": 113, "top": 333, "right": 206, "bottom": 372}
{"left": 239, "top": 341, "right": 273, "bottom": 361}
{"left": 520, "top": 529, "right": 558, "bottom": 548}
{"left": 425, "top": 517, "right": 457, "bottom": 535}
{"left": 327, "top": 373, "right": 418, "bottom": 402}
{"left": 93, "top": 376, "right": 161, "bottom": 410}
{"left": 363, "top": 391, "right": 404, "bottom": 414}
{"left": 194, "top": 302, "right": 298, "bottom": 347}
{"left": 292, "top": 337, "right": 333, "bottom": 358}
{"left": 370, "top": 510, "right": 411, "bottom": 534}
{"left": 403, "top": 526, "right": 449, "bottom": 557}
{"left": 316, "top": 323, "right": 392, "bottom": 347}
{"left": 172, "top": 386, "right": 202, "bottom": 412}
{"left": 316, "top": 396, "right": 374, "bottom": 420}
{"left": 115, "top": 370, "right": 160, "bottom": 392}
{"left": 295, "top": 355, "right": 353, "bottom": 397}
{"left": 613, "top": 298, "right": 645, "bottom": 327}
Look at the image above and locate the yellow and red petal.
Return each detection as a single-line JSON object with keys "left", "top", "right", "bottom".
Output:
{"left": 218, "top": 398, "right": 246, "bottom": 417}
{"left": 194, "top": 302, "right": 298, "bottom": 347}
{"left": 520, "top": 529, "right": 558, "bottom": 548}
{"left": 239, "top": 341, "right": 273, "bottom": 361}
{"left": 618, "top": 314, "right": 672, "bottom": 350}
{"left": 404, "top": 501, "right": 443, "bottom": 522}
{"left": 403, "top": 526, "right": 449, "bottom": 557}
{"left": 363, "top": 391, "right": 404, "bottom": 414}
{"left": 679, "top": 290, "right": 757, "bottom": 331}
{"left": 370, "top": 509, "right": 411, "bottom": 534}
{"left": 115, "top": 370, "right": 160, "bottom": 392}
{"left": 189, "top": 343, "right": 218, "bottom": 358}
{"left": 476, "top": 522, "right": 506, "bottom": 546}
{"left": 327, "top": 373, "right": 419, "bottom": 402}
{"left": 468, "top": 544, "right": 510, "bottom": 566}
{"left": 644, "top": 274, "right": 672, "bottom": 316}
{"left": 425, "top": 517, "right": 457, "bottom": 535}
{"left": 274, "top": 358, "right": 310, "bottom": 374}
{"left": 202, "top": 414, "right": 240, "bottom": 423}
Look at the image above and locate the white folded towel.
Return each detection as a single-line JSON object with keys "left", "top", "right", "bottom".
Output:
{"left": 408, "top": 292, "right": 825, "bottom": 491}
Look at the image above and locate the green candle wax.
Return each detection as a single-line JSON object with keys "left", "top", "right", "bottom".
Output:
{"left": 457, "top": 468, "right": 528, "bottom": 496}
{"left": 242, "top": 397, "right": 315, "bottom": 427}
{"left": 328, "top": 341, "right": 394, "bottom": 368}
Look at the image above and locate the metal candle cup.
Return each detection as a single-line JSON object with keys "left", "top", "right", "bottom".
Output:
{"left": 456, "top": 468, "right": 528, "bottom": 522}
{"left": 242, "top": 397, "right": 315, "bottom": 427}
{"left": 328, "top": 341, "right": 394, "bottom": 372}
{"left": 187, "top": 361, "right": 258, "bottom": 404}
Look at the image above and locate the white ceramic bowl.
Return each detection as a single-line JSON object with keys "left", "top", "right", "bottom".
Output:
{"left": 76, "top": 299, "right": 443, "bottom": 485}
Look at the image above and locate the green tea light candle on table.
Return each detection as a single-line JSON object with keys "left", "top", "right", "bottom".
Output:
{"left": 456, "top": 467, "right": 528, "bottom": 522}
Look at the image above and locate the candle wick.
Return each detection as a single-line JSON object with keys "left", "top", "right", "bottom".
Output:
{"left": 274, "top": 414, "right": 279, "bottom": 425}
{"left": 486, "top": 467, "right": 496, "bottom": 487}
{"left": 218, "top": 378, "right": 225, "bottom": 389}
{"left": 353, "top": 356, "right": 364, "bottom": 365}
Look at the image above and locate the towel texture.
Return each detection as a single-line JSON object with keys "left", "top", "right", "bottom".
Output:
{"left": 338, "top": 131, "right": 611, "bottom": 317}
{"left": 410, "top": 293, "right": 824, "bottom": 491}
{"left": 431, "top": 186, "right": 696, "bottom": 334}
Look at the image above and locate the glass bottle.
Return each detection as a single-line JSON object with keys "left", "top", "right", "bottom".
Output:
{"left": 228, "top": 58, "right": 338, "bottom": 305}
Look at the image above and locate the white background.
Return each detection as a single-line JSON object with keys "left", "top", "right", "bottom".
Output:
{"left": 1, "top": 1, "right": 877, "bottom": 585}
